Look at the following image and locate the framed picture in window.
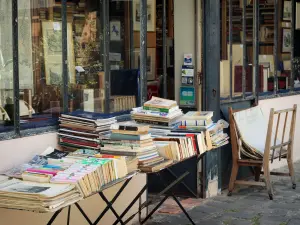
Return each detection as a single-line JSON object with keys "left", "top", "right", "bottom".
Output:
{"left": 134, "top": 48, "right": 156, "bottom": 81}
{"left": 282, "top": 28, "right": 291, "bottom": 53}
{"left": 296, "top": 3, "right": 300, "bottom": 30}
{"left": 110, "top": 20, "right": 121, "bottom": 41}
{"left": 132, "top": 0, "right": 156, "bottom": 31}
{"left": 42, "top": 21, "right": 75, "bottom": 85}
{"left": 283, "top": 1, "right": 292, "bottom": 21}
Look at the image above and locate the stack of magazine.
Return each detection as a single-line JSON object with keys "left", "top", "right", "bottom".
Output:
{"left": 51, "top": 157, "right": 128, "bottom": 197}
{"left": 58, "top": 112, "right": 117, "bottom": 151}
{"left": 1, "top": 147, "right": 129, "bottom": 207}
{"left": 0, "top": 178, "right": 82, "bottom": 212}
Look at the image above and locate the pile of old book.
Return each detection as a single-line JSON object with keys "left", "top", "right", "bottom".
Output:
{"left": 131, "top": 97, "right": 183, "bottom": 132}
{"left": 171, "top": 111, "right": 229, "bottom": 151}
{"left": 0, "top": 176, "right": 82, "bottom": 213}
{"left": 100, "top": 122, "right": 173, "bottom": 172}
{"left": 58, "top": 112, "right": 117, "bottom": 151}
{"left": 51, "top": 156, "right": 127, "bottom": 197}
{"left": 153, "top": 135, "right": 198, "bottom": 161}
{"left": 1, "top": 147, "right": 129, "bottom": 209}
{"left": 207, "top": 121, "right": 230, "bottom": 148}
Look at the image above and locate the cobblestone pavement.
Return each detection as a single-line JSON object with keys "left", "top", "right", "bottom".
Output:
{"left": 140, "top": 161, "right": 300, "bottom": 225}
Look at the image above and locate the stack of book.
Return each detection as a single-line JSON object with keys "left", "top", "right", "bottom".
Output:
{"left": 0, "top": 178, "right": 82, "bottom": 212}
{"left": 100, "top": 122, "right": 171, "bottom": 172}
{"left": 153, "top": 132, "right": 203, "bottom": 159}
{"left": 94, "top": 154, "right": 139, "bottom": 174}
{"left": 170, "top": 111, "right": 229, "bottom": 152}
{"left": 131, "top": 97, "right": 183, "bottom": 128}
{"left": 50, "top": 157, "right": 128, "bottom": 197}
{"left": 4, "top": 148, "right": 70, "bottom": 180}
{"left": 58, "top": 113, "right": 117, "bottom": 151}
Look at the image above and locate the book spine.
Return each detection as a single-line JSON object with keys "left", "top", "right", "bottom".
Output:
{"left": 26, "top": 169, "right": 58, "bottom": 176}
{"left": 100, "top": 150, "right": 137, "bottom": 156}
{"left": 110, "top": 133, "right": 141, "bottom": 141}
{"left": 143, "top": 106, "right": 169, "bottom": 113}
{"left": 181, "top": 120, "right": 206, "bottom": 126}
{"left": 135, "top": 119, "right": 169, "bottom": 126}
{"left": 118, "top": 125, "right": 138, "bottom": 131}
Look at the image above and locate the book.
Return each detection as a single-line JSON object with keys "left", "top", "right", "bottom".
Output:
{"left": 110, "top": 133, "right": 151, "bottom": 141}
{"left": 143, "top": 97, "right": 177, "bottom": 110}
{"left": 0, "top": 179, "right": 81, "bottom": 212}
{"left": 142, "top": 106, "right": 179, "bottom": 114}
{"left": 110, "top": 122, "right": 149, "bottom": 132}
{"left": 132, "top": 107, "right": 182, "bottom": 118}
{"left": 66, "top": 149, "right": 99, "bottom": 158}
{"left": 134, "top": 119, "right": 181, "bottom": 127}
{"left": 183, "top": 111, "right": 214, "bottom": 120}
{"left": 138, "top": 156, "right": 165, "bottom": 167}
{"left": 100, "top": 145, "right": 157, "bottom": 153}
{"left": 102, "top": 141, "right": 154, "bottom": 148}
{"left": 99, "top": 149, "right": 157, "bottom": 157}
{"left": 111, "top": 129, "right": 149, "bottom": 135}
{"left": 180, "top": 118, "right": 213, "bottom": 127}
{"left": 139, "top": 159, "right": 174, "bottom": 172}
{"left": 21, "top": 172, "right": 53, "bottom": 183}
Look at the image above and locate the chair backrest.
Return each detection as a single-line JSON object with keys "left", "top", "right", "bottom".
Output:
{"left": 229, "top": 105, "right": 297, "bottom": 162}
{"left": 264, "top": 104, "right": 297, "bottom": 162}
{"left": 228, "top": 107, "right": 245, "bottom": 161}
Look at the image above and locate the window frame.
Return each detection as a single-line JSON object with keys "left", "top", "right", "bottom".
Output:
{"left": 1, "top": 0, "right": 169, "bottom": 140}
{"left": 221, "top": 0, "right": 298, "bottom": 105}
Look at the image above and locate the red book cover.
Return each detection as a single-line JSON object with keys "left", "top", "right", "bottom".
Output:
{"left": 185, "top": 134, "right": 198, "bottom": 154}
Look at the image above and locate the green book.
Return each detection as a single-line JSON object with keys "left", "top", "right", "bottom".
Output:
{"left": 143, "top": 106, "right": 171, "bottom": 113}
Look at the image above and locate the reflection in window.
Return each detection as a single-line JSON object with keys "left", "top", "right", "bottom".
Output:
{"left": 0, "top": 0, "right": 13, "bottom": 132}
{"left": 15, "top": 0, "right": 65, "bottom": 131}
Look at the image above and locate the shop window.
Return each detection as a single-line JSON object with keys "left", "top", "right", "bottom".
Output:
{"left": 0, "top": 0, "right": 173, "bottom": 136}
{"left": 66, "top": 0, "right": 105, "bottom": 114}
{"left": 0, "top": 0, "right": 14, "bottom": 133}
{"left": 106, "top": 0, "right": 140, "bottom": 113}
{"left": 220, "top": 0, "right": 298, "bottom": 101}
{"left": 15, "top": 0, "right": 63, "bottom": 132}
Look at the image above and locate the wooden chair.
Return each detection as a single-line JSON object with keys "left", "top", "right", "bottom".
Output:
{"left": 228, "top": 105, "right": 297, "bottom": 200}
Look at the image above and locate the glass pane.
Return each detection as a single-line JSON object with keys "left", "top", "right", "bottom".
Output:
{"left": 0, "top": 0, "right": 14, "bottom": 133}
{"left": 109, "top": 0, "right": 139, "bottom": 113}
{"left": 18, "top": 0, "right": 63, "bottom": 131}
{"left": 65, "top": 0, "right": 104, "bottom": 114}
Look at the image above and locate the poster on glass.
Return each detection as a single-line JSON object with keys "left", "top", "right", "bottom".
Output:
{"left": 282, "top": 28, "right": 291, "bottom": 53}
{"left": 134, "top": 48, "right": 156, "bottom": 81}
{"left": 132, "top": 0, "right": 156, "bottom": 31}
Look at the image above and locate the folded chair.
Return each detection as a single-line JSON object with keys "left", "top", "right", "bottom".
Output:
{"left": 228, "top": 105, "right": 297, "bottom": 200}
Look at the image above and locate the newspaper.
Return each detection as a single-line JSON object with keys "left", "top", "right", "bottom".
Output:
{"left": 233, "top": 106, "right": 282, "bottom": 156}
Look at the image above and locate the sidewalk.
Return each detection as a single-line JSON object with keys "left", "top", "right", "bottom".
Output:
{"left": 141, "top": 161, "right": 300, "bottom": 225}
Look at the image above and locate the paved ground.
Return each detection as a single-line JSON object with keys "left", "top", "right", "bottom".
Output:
{"left": 141, "top": 161, "right": 300, "bottom": 225}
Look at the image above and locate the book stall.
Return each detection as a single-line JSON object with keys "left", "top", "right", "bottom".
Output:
{"left": 0, "top": 97, "right": 229, "bottom": 225}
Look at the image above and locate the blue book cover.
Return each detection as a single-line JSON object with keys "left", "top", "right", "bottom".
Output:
{"left": 63, "top": 110, "right": 131, "bottom": 120}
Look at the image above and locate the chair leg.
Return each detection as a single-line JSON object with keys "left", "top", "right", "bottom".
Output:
{"left": 254, "top": 166, "right": 262, "bottom": 182}
{"left": 287, "top": 154, "right": 296, "bottom": 189}
{"left": 228, "top": 162, "right": 239, "bottom": 196}
{"left": 263, "top": 163, "right": 273, "bottom": 200}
